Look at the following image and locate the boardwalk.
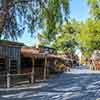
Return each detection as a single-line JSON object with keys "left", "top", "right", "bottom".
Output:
{"left": 1, "top": 65, "right": 100, "bottom": 100}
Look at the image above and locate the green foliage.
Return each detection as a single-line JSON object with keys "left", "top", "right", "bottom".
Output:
{"left": 38, "top": 32, "right": 51, "bottom": 46}
{"left": 40, "top": 0, "right": 70, "bottom": 41}
{"left": 76, "top": 19, "right": 100, "bottom": 56}
{"left": 51, "top": 20, "right": 79, "bottom": 53}
{"left": 39, "top": 20, "right": 81, "bottom": 53}
{"left": 0, "top": 0, "right": 70, "bottom": 40}
{"left": 77, "top": 0, "right": 100, "bottom": 56}
{"left": 87, "top": 0, "right": 100, "bottom": 20}
{"left": 39, "top": 0, "right": 100, "bottom": 56}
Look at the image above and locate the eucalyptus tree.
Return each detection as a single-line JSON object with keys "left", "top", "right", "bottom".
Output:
{"left": 0, "top": 0, "right": 70, "bottom": 40}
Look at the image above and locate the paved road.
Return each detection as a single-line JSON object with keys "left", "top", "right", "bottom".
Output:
{"left": 1, "top": 66, "right": 100, "bottom": 100}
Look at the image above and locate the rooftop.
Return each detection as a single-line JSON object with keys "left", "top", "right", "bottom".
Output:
{"left": 0, "top": 40, "right": 24, "bottom": 47}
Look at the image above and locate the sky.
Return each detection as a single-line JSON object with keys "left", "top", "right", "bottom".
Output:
{"left": 17, "top": 0, "right": 90, "bottom": 46}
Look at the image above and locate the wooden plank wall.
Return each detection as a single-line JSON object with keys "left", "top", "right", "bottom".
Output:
{"left": 0, "top": 45, "right": 20, "bottom": 59}
{"left": 0, "top": 45, "right": 21, "bottom": 74}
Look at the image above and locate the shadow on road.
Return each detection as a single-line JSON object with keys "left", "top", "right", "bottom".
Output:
{"left": 1, "top": 72, "right": 100, "bottom": 100}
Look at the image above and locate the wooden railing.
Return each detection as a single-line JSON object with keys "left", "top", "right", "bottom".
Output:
{"left": 0, "top": 72, "right": 34, "bottom": 88}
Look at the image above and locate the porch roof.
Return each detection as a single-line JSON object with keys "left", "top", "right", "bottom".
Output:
{"left": 0, "top": 40, "right": 24, "bottom": 47}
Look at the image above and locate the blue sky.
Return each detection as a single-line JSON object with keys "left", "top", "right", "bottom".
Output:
{"left": 70, "top": 0, "right": 89, "bottom": 20}
{"left": 17, "top": 0, "right": 90, "bottom": 46}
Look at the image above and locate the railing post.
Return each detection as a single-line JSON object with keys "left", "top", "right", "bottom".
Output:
{"left": 7, "top": 73, "right": 10, "bottom": 88}
{"left": 31, "top": 72, "right": 34, "bottom": 84}
{"left": 6, "top": 57, "right": 11, "bottom": 88}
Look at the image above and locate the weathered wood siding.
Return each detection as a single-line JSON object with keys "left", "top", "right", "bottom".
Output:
{"left": 0, "top": 45, "right": 21, "bottom": 74}
{"left": 0, "top": 45, "right": 20, "bottom": 60}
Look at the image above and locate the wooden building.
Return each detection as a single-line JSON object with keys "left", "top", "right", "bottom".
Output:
{"left": 0, "top": 40, "right": 24, "bottom": 88}
{"left": 0, "top": 41, "right": 71, "bottom": 88}
{"left": 0, "top": 44, "right": 57, "bottom": 87}
{"left": 21, "top": 47, "right": 48, "bottom": 81}
{"left": 21, "top": 46, "right": 66, "bottom": 81}
{"left": 0, "top": 40, "right": 23, "bottom": 74}
{"left": 21, "top": 47, "right": 71, "bottom": 81}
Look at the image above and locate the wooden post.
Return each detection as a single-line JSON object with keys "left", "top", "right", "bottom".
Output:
{"left": 31, "top": 56, "right": 35, "bottom": 84}
{"left": 17, "top": 55, "right": 21, "bottom": 74}
{"left": 7, "top": 73, "right": 10, "bottom": 88}
{"left": 7, "top": 58, "right": 10, "bottom": 88}
{"left": 44, "top": 56, "right": 47, "bottom": 80}
{"left": 17, "top": 49, "right": 21, "bottom": 74}
{"left": 46, "top": 59, "right": 49, "bottom": 78}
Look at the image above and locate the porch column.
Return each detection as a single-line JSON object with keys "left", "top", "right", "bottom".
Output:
{"left": 31, "top": 56, "right": 35, "bottom": 84}
{"left": 44, "top": 56, "right": 47, "bottom": 80}
{"left": 17, "top": 56, "right": 21, "bottom": 74}
{"left": 17, "top": 49, "right": 21, "bottom": 74}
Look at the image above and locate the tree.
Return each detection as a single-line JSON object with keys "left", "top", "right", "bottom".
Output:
{"left": 51, "top": 20, "right": 79, "bottom": 53}
{"left": 0, "top": 0, "right": 70, "bottom": 40}
{"left": 75, "top": 0, "right": 100, "bottom": 57}
{"left": 87, "top": 0, "right": 100, "bottom": 20}
{"left": 38, "top": 32, "right": 51, "bottom": 46}
{"left": 38, "top": 20, "right": 80, "bottom": 53}
{"left": 76, "top": 19, "right": 100, "bottom": 56}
